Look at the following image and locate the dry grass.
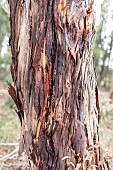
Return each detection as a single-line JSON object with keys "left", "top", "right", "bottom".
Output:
{"left": 99, "top": 87, "right": 113, "bottom": 168}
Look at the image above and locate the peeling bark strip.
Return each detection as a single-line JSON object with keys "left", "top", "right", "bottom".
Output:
{"left": 9, "top": 0, "right": 108, "bottom": 169}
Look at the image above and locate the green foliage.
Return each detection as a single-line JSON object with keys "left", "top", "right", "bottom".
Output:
{"left": 4, "top": 97, "right": 14, "bottom": 109}
{"left": 3, "top": 73, "right": 13, "bottom": 88}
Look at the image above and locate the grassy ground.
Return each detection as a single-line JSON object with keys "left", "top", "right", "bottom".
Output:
{"left": 0, "top": 82, "right": 29, "bottom": 170}
{"left": 99, "top": 87, "right": 113, "bottom": 148}
{"left": 0, "top": 98, "right": 20, "bottom": 143}
{"left": 98, "top": 87, "right": 113, "bottom": 167}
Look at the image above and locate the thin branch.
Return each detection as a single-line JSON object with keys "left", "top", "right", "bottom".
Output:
{"left": 0, "top": 143, "right": 19, "bottom": 146}
{"left": 0, "top": 146, "right": 19, "bottom": 161}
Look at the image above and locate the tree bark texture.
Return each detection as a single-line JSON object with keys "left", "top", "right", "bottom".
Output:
{"left": 9, "top": 0, "right": 105, "bottom": 169}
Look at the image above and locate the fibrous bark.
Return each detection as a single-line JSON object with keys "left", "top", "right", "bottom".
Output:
{"left": 9, "top": 0, "right": 106, "bottom": 169}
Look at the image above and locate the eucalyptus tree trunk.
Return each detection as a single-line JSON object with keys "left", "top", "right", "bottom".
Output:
{"left": 9, "top": 0, "right": 106, "bottom": 169}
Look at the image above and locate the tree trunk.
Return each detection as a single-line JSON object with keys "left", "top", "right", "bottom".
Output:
{"left": 110, "top": 70, "right": 113, "bottom": 99}
{"left": 9, "top": 0, "right": 106, "bottom": 169}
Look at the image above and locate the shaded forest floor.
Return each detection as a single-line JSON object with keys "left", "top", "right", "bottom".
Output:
{"left": 0, "top": 81, "right": 113, "bottom": 169}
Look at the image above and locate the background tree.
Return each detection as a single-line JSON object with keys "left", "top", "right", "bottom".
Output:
{"left": 94, "top": 0, "right": 113, "bottom": 87}
{"left": 0, "top": 0, "right": 12, "bottom": 85}
{"left": 9, "top": 0, "right": 109, "bottom": 169}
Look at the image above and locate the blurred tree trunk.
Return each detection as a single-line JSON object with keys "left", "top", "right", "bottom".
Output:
{"left": 9, "top": 0, "right": 108, "bottom": 169}
{"left": 110, "top": 71, "right": 113, "bottom": 99}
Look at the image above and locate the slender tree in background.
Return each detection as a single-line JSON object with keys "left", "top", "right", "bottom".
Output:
{"left": 8, "top": 0, "right": 109, "bottom": 169}
{"left": 94, "top": 0, "right": 113, "bottom": 86}
{"left": 110, "top": 70, "right": 113, "bottom": 99}
{"left": 0, "top": 1, "right": 12, "bottom": 81}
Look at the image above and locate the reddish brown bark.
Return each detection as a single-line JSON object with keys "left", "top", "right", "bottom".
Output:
{"left": 9, "top": 0, "right": 109, "bottom": 169}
